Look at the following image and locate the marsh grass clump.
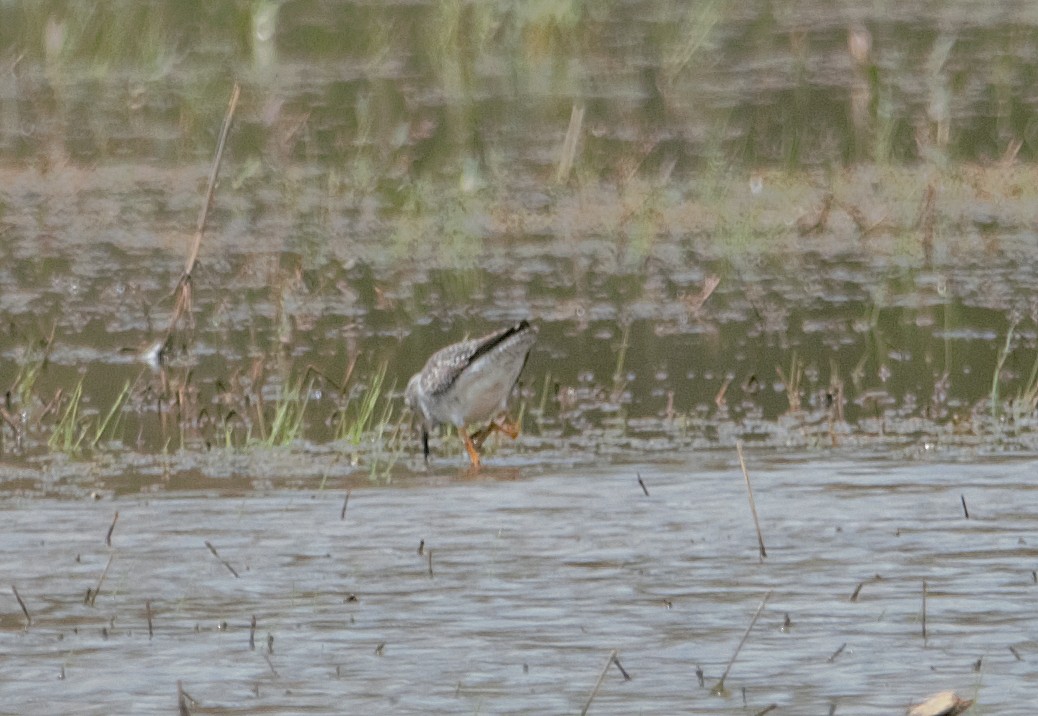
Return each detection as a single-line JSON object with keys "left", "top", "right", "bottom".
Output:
{"left": 255, "top": 371, "right": 314, "bottom": 448}
{"left": 47, "top": 377, "right": 133, "bottom": 455}
{"left": 48, "top": 377, "right": 87, "bottom": 454}
{"left": 335, "top": 361, "right": 390, "bottom": 446}
{"left": 330, "top": 363, "right": 407, "bottom": 476}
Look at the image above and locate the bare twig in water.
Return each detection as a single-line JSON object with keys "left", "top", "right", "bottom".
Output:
{"left": 712, "top": 590, "right": 772, "bottom": 694}
{"left": 205, "top": 540, "right": 240, "bottom": 578}
{"left": 753, "top": 705, "right": 778, "bottom": 716}
{"left": 637, "top": 472, "right": 650, "bottom": 496}
{"left": 427, "top": 549, "right": 434, "bottom": 578}
{"left": 850, "top": 581, "right": 865, "bottom": 602}
{"left": 105, "top": 511, "right": 119, "bottom": 547}
{"left": 146, "top": 599, "right": 153, "bottom": 639}
{"left": 177, "top": 681, "right": 194, "bottom": 716}
{"left": 580, "top": 649, "right": 619, "bottom": 716}
{"left": 921, "top": 580, "right": 928, "bottom": 640}
{"left": 612, "top": 654, "right": 631, "bottom": 680}
{"left": 960, "top": 494, "right": 969, "bottom": 519}
{"left": 12, "top": 585, "right": 31, "bottom": 627}
{"left": 250, "top": 615, "right": 257, "bottom": 650}
{"left": 827, "top": 643, "right": 846, "bottom": 663}
{"left": 736, "top": 442, "right": 767, "bottom": 559}
{"left": 165, "top": 83, "right": 241, "bottom": 344}
{"left": 417, "top": 539, "right": 424, "bottom": 556}
{"left": 87, "top": 554, "right": 114, "bottom": 607}
{"left": 340, "top": 489, "right": 351, "bottom": 520}
{"left": 264, "top": 653, "right": 279, "bottom": 678}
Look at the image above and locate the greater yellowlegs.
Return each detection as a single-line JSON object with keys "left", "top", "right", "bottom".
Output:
{"left": 405, "top": 320, "right": 537, "bottom": 468}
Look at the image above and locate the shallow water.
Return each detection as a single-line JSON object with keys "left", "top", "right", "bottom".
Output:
{"left": 3, "top": 2, "right": 1038, "bottom": 713}
{"left": 1, "top": 455, "right": 1034, "bottom": 714}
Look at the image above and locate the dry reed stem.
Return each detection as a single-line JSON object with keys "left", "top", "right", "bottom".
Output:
{"left": 264, "top": 653, "right": 279, "bottom": 677}
{"left": 11, "top": 585, "right": 31, "bottom": 627}
{"left": 713, "top": 590, "right": 772, "bottom": 694}
{"left": 177, "top": 681, "right": 192, "bottom": 716}
{"left": 612, "top": 655, "right": 631, "bottom": 680}
{"left": 340, "top": 489, "right": 351, "bottom": 520}
{"left": 105, "top": 510, "right": 119, "bottom": 547}
{"left": 88, "top": 554, "right": 114, "bottom": 607}
{"left": 580, "top": 648, "right": 619, "bottom": 716}
{"left": 637, "top": 473, "right": 649, "bottom": 496}
{"left": 736, "top": 442, "right": 767, "bottom": 559}
{"left": 921, "top": 580, "right": 928, "bottom": 640}
{"left": 165, "top": 83, "right": 241, "bottom": 341}
{"left": 205, "top": 540, "right": 240, "bottom": 578}
{"left": 146, "top": 599, "right": 153, "bottom": 639}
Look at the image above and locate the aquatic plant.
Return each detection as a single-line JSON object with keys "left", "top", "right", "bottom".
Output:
{"left": 48, "top": 377, "right": 87, "bottom": 453}
{"left": 335, "top": 363, "right": 395, "bottom": 443}
{"left": 990, "top": 322, "right": 1015, "bottom": 421}
{"left": 776, "top": 353, "right": 803, "bottom": 414}
{"left": 258, "top": 373, "right": 313, "bottom": 448}
{"left": 90, "top": 380, "right": 132, "bottom": 449}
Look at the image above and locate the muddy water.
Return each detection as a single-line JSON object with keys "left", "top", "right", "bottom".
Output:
{"left": 3, "top": 2, "right": 1038, "bottom": 713}
{"left": 1, "top": 456, "right": 1035, "bottom": 713}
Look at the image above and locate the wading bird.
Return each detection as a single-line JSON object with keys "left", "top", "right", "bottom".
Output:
{"left": 405, "top": 321, "right": 537, "bottom": 468}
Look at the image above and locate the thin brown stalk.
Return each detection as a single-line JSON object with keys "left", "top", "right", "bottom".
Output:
{"left": 105, "top": 510, "right": 119, "bottom": 547}
{"left": 166, "top": 83, "right": 241, "bottom": 339}
{"left": 712, "top": 590, "right": 772, "bottom": 694}
{"left": 736, "top": 442, "right": 767, "bottom": 559}
{"left": 185, "top": 83, "right": 240, "bottom": 279}
{"left": 146, "top": 599, "right": 153, "bottom": 639}
{"left": 580, "top": 649, "right": 619, "bottom": 716}
{"left": 12, "top": 585, "right": 31, "bottom": 627}
{"left": 177, "top": 681, "right": 192, "bottom": 716}
{"left": 86, "top": 554, "right": 114, "bottom": 607}
{"left": 205, "top": 540, "right": 240, "bottom": 578}
{"left": 637, "top": 473, "right": 649, "bottom": 496}
{"left": 340, "top": 489, "right": 351, "bottom": 520}
{"left": 264, "top": 653, "right": 279, "bottom": 678}
{"left": 921, "top": 580, "right": 928, "bottom": 640}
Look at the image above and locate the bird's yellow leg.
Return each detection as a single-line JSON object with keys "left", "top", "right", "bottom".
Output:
{"left": 495, "top": 415, "right": 521, "bottom": 439}
{"left": 458, "top": 426, "right": 482, "bottom": 469}
{"left": 470, "top": 415, "right": 521, "bottom": 449}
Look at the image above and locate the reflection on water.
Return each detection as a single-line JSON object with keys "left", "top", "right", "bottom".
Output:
{"left": 0, "top": 458, "right": 1033, "bottom": 713}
